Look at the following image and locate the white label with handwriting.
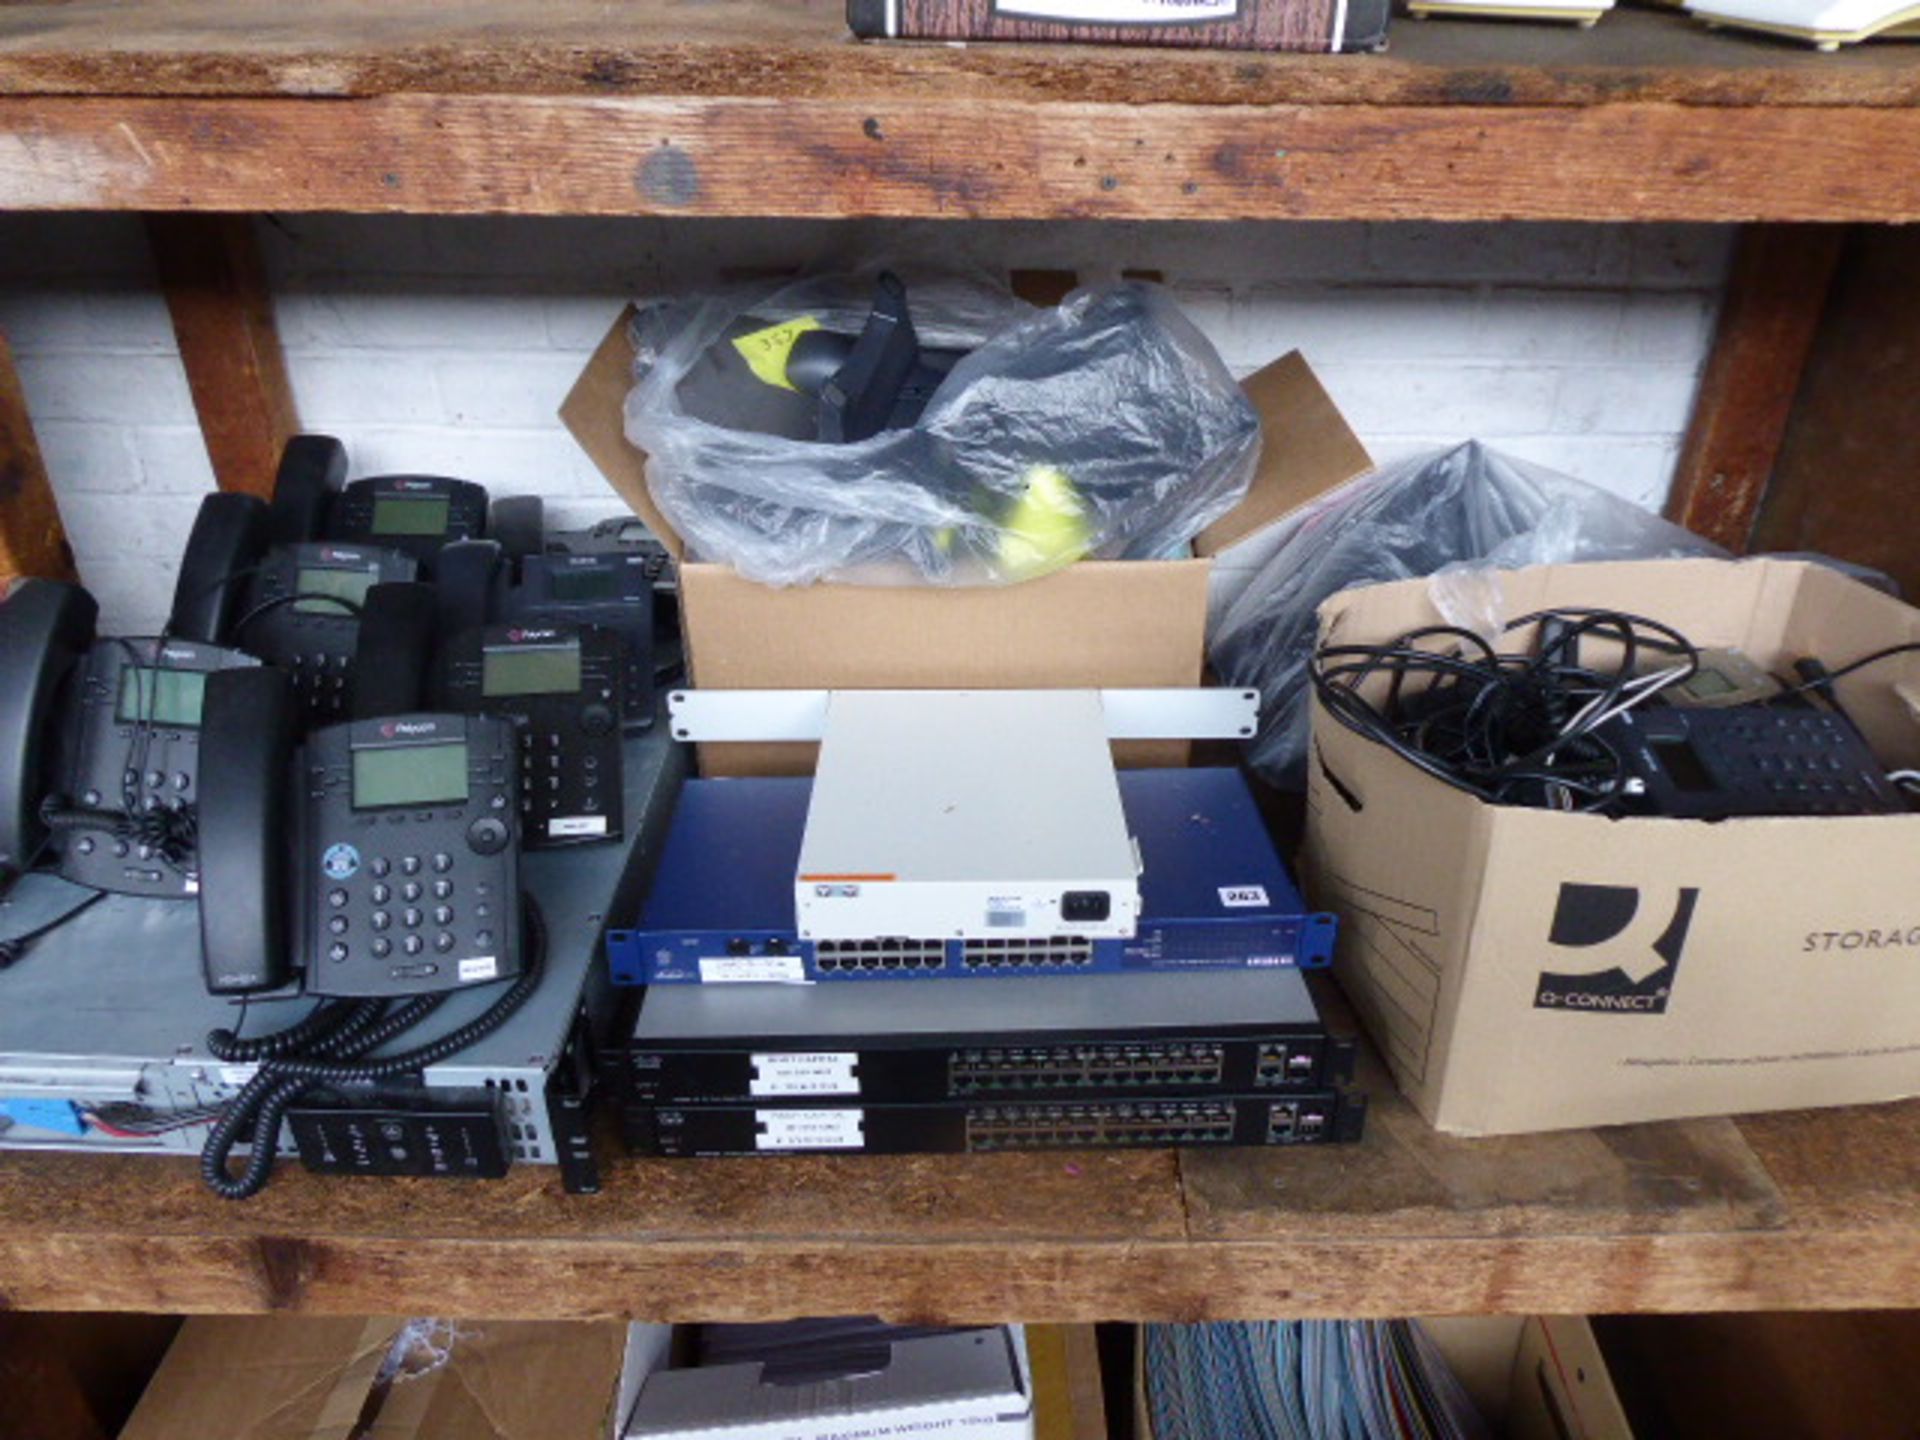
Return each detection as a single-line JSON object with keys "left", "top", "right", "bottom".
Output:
{"left": 754, "top": 1109, "right": 865, "bottom": 1150}
{"left": 750, "top": 1052, "right": 860, "bottom": 1097}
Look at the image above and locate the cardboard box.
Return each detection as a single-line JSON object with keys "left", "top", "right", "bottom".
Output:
{"left": 1304, "top": 558, "right": 1920, "bottom": 1136}
{"left": 618, "top": 1324, "right": 1033, "bottom": 1440}
{"left": 121, "top": 1315, "right": 632, "bottom": 1440}
{"left": 561, "top": 307, "right": 1371, "bottom": 776}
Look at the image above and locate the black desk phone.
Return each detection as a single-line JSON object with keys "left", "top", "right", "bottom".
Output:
{"left": 438, "top": 535, "right": 655, "bottom": 730}
{"left": 296, "top": 712, "right": 522, "bottom": 997}
{"left": 438, "top": 623, "right": 626, "bottom": 847}
{"left": 549, "top": 517, "right": 681, "bottom": 680}
{"left": 197, "top": 600, "right": 525, "bottom": 999}
{"left": 262, "top": 432, "right": 504, "bottom": 578}
{"left": 0, "top": 578, "right": 259, "bottom": 900}
{"left": 53, "top": 635, "right": 259, "bottom": 898}
{"left": 1606, "top": 703, "right": 1908, "bottom": 820}
{"left": 244, "top": 541, "right": 419, "bottom": 727}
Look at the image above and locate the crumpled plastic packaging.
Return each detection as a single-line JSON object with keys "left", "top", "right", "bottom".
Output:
{"left": 1209, "top": 440, "right": 1725, "bottom": 788}
{"left": 623, "top": 270, "right": 1262, "bottom": 587}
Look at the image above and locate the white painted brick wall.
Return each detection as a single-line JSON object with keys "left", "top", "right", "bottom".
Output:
{"left": 0, "top": 214, "right": 1730, "bottom": 633}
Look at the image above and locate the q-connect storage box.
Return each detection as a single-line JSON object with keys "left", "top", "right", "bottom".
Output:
{"left": 1305, "top": 558, "right": 1920, "bottom": 1136}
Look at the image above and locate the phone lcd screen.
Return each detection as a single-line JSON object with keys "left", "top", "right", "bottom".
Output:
{"left": 371, "top": 494, "right": 451, "bottom": 537}
{"left": 1681, "top": 667, "right": 1739, "bottom": 700}
{"left": 353, "top": 741, "right": 469, "bottom": 809}
{"left": 294, "top": 565, "right": 378, "bottom": 615}
{"left": 549, "top": 566, "right": 621, "bottom": 602}
{"left": 482, "top": 643, "right": 582, "bottom": 697}
{"left": 116, "top": 667, "right": 208, "bottom": 727}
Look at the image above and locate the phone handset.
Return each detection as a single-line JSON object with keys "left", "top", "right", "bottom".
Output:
{"left": 198, "top": 664, "right": 299, "bottom": 994}
{"left": 0, "top": 580, "right": 99, "bottom": 885}
{"left": 168, "top": 491, "right": 271, "bottom": 646}
{"left": 267, "top": 434, "right": 349, "bottom": 548}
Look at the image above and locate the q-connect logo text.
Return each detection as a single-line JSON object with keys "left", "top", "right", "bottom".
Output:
{"left": 1534, "top": 883, "right": 1699, "bottom": 1015}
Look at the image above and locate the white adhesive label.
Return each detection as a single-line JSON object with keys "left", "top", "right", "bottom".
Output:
{"left": 995, "top": 0, "right": 1238, "bottom": 20}
{"left": 217, "top": 1064, "right": 259, "bottom": 1087}
{"left": 458, "top": 956, "right": 500, "bottom": 983}
{"left": 750, "top": 1052, "right": 859, "bottom": 1097}
{"left": 755, "top": 1108, "right": 865, "bottom": 1150}
{"left": 699, "top": 954, "right": 808, "bottom": 985}
{"left": 1219, "top": 885, "right": 1270, "bottom": 908}
{"left": 548, "top": 815, "right": 609, "bottom": 838}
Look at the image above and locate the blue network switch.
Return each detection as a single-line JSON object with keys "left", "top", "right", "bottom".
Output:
{"left": 608, "top": 768, "right": 1335, "bottom": 985}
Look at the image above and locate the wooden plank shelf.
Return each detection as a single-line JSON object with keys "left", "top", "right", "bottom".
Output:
{"left": 5, "top": 1045, "right": 1920, "bottom": 1321}
{"left": 2, "top": 1, "right": 1920, "bottom": 220}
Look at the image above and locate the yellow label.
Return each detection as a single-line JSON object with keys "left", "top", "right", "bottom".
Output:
{"left": 730, "top": 316, "right": 822, "bottom": 392}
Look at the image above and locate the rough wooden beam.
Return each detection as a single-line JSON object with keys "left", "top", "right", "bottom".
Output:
{"left": 1752, "top": 228, "right": 1920, "bottom": 598}
{"left": 1, "top": 3, "right": 1919, "bottom": 112}
{"left": 145, "top": 214, "right": 295, "bottom": 497}
{"left": 0, "top": 326, "right": 74, "bottom": 586}
{"left": 4, "top": 96, "right": 1920, "bottom": 222}
{"left": 1665, "top": 224, "right": 1844, "bottom": 552}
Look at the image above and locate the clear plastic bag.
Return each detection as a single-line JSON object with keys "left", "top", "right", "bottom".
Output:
{"left": 1208, "top": 440, "right": 1725, "bottom": 788}
{"left": 623, "top": 270, "right": 1262, "bottom": 587}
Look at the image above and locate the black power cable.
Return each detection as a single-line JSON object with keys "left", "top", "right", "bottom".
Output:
{"left": 199, "top": 896, "right": 546, "bottom": 1201}
{"left": 1311, "top": 608, "right": 1701, "bottom": 813}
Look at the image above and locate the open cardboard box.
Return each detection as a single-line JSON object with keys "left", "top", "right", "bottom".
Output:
{"left": 1304, "top": 557, "right": 1920, "bottom": 1136}
{"left": 561, "top": 306, "right": 1371, "bottom": 776}
{"left": 119, "top": 1315, "right": 633, "bottom": 1440}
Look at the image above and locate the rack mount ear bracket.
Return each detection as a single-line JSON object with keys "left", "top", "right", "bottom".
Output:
{"left": 664, "top": 687, "right": 1259, "bottom": 743}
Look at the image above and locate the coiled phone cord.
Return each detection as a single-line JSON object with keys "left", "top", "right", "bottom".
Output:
{"left": 199, "top": 895, "right": 546, "bottom": 1201}
{"left": 206, "top": 996, "right": 386, "bottom": 1065}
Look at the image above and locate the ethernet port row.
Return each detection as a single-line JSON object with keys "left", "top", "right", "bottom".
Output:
{"left": 816, "top": 938, "right": 948, "bottom": 974}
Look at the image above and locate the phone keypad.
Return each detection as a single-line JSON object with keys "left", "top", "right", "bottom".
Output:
{"left": 1635, "top": 707, "right": 1906, "bottom": 818}
{"left": 305, "top": 731, "right": 516, "bottom": 992}
{"left": 320, "top": 852, "right": 504, "bottom": 983}
{"left": 287, "top": 651, "right": 352, "bottom": 721}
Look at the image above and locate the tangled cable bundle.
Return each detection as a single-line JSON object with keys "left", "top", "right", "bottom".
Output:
{"left": 1311, "top": 608, "right": 1700, "bottom": 813}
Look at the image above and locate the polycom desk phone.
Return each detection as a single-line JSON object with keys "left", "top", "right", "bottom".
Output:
{"left": 296, "top": 713, "right": 522, "bottom": 997}
{"left": 197, "top": 587, "right": 526, "bottom": 1000}
{"left": 327, "top": 475, "right": 493, "bottom": 574}
{"left": 0, "top": 577, "right": 257, "bottom": 900}
{"left": 54, "top": 636, "right": 259, "bottom": 897}
{"left": 438, "top": 623, "right": 626, "bottom": 846}
{"left": 439, "top": 536, "right": 655, "bottom": 731}
{"left": 241, "top": 542, "right": 418, "bottom": 726}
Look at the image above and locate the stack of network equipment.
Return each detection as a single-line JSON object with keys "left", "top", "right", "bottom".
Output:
{"left": 0, "top": 722, "right": 684, "bottom": 1191}
{"left": 610, "top": 691, "right": 1366, "bottom": 1159}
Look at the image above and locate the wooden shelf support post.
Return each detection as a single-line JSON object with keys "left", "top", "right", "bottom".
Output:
{"left": 1666, "top": 224, "right": 1845, "bottom": 552}
{"left": 146, "top": 214, "right": 296, "bottom": 498}
{"left": 0, "top": 325, "right": 74, "bottom": 586}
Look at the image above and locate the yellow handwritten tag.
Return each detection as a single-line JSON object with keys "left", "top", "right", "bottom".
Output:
{"left": 730, "top": 316, "right": 822, "bottom": 392}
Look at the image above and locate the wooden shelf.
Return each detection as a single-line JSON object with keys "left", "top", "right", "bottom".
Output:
{"left": 1, "top": 1, "right": 1919, "bottom": 220}
{"left": 5, "top": 1039, "right": 1920, "bottom": 1320}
